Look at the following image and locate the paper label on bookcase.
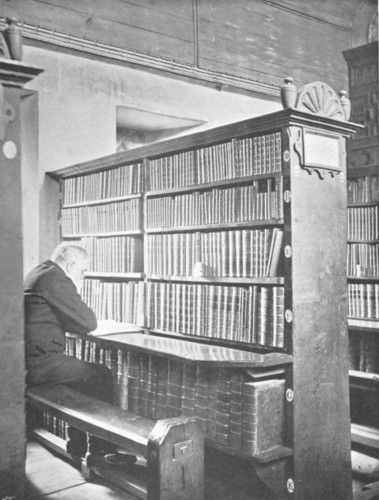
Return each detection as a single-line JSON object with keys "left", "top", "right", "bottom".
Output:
{"left": 303, "top": 130, "right": 340, "bottom": 173}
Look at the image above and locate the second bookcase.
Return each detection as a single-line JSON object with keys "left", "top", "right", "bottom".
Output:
{"left": 48, "top": 106, "right": 359, "bottom": 500}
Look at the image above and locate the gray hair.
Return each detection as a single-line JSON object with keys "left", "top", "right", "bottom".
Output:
{"left": 51, "top": 243, "right": 88, "bottom": 265}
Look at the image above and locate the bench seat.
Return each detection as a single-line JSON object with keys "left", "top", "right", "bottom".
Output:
{"left": 27, "top": 384, "right": 204, "bottom": 500}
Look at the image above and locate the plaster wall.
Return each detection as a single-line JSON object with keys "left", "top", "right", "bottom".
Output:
{"left": 21, "top": 45, "right": 280, "bottom": 265}
{"left": 24, "top": 46, "right": 280, "bottom": 172}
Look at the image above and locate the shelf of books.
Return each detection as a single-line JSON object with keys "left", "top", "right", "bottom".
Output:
{"left": 60, "top": 161, "right": 145, "bottom": 330}
{"left": 344, "top": 41, "right": 379, "bottom": 443}
{"left": 47, "top": 106, "right": 359, "bottom": 499}
{"left": 347, "top": 169, "right": 379, "bottom": 429}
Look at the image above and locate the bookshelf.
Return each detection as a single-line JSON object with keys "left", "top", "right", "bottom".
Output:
{"left": 58, "top": 160, "right": 145, "bottom": 328}
{"left": 47, "top": 102, "right": 359, "bottom": 499}
{"left": 343, "top": 42, "right": 379, "bottom": 434}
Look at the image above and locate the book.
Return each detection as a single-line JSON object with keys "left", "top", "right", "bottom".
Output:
{"left": 229, "top": 370, "right": 244, "bottom": 451}
{"left": 116, "top": 349, "right": 129, "bottom": 410}
{"left": 195, "top": 364, "right": 210, "bottom": 434}
{"left": 242, "top": 379, "right": 285, "bottom": 456}
{"left": 155, "top": 358, "right": 169, "bottom": 419}
{"left": 266, "top": 228, "right": 283, "bottom": 277}
{"left": 215, "top": 368, "right": 232, "bottom": 448}
{"left": 127, "top": 351, "right": 141, "bottom": 413}
{"left": 89, "top": 319, "right": 142, "bottom": 337}
{"left": 182, "top": 364, "right": 197, "bottom": 418}
{"left": 167, "top": 360, "right": 183, "bottom": 417}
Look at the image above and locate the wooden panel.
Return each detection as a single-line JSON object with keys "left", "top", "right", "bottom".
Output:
{"left": 2, "top": 0, "right": 357, "bottom": 93}
{"left": 119, "top": 0, "right": 194, "bottom": 20}
{"left": 3, "top": 0, "right": 357, "bottom": 93}
{"left": 34, "top": 0, "right": 194, "bottom": 39}
{"left": 239, "top": 0, "right": 356, "bottom": 29}
{"left": 344, "top": 42, "right": 379, "bottom": 168}
{"left": 198, "top": 0, "right": 349, "bottom": 43}
{"left": 197, "top": 0, "right": 349, "bottom": 90}
{"left": 197, "top": 19, "right": 348, "bottom": 70}
{"left": 3, "top": 0, "right": 195, "bottom": 62}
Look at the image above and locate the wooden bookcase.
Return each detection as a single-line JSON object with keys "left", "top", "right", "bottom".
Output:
{"left": 343, "top": 42, "right": 379, "bottom": 441}
{"left": 47, "top": 105, "right": 359, "bottom": 499}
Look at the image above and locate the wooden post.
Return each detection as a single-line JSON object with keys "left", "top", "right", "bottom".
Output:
{"left": 147, "top": 416, "right": 204, "bottom": 500}
{"left": 0, "top": 59, "right": 42, "bottom": 499}
{"left": 284, "top": 113, "right": 355, "bottom": 499}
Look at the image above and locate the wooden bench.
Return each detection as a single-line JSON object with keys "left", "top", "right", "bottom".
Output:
{"left": 352, "top": 423, "right": 379, "bottom": 451}
{"left": 27, "top": 384, "right": 204, "bottom": 500}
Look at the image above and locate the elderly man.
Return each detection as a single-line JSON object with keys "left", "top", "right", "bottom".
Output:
{"left": 24, "top": 242, "right": 134, "bottom": 465}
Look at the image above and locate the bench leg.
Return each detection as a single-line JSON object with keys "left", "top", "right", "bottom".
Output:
{"left": 66, "top": 427, "right": 89, "bottom": 457}
{"left": 147, "top": 417, "right": 204, "bottom": 500}
{"left": 81, "top": 456, "right": 95, "bottom": 481}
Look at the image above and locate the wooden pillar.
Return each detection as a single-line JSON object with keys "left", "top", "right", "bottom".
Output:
{"left": 283, "top": 112, "right": 357, "bottom": 499}
{"left": 0, "top": 59, "right": 42, "bottom": 499}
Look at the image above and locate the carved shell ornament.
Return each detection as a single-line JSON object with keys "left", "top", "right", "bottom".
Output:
{"left": 295, "top": 81, "right": 345, "bottom": 120}
{"left": 278, "top": 80, "right": 348, "bottom": 178}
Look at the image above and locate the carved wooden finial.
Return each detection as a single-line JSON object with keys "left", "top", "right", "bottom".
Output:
{"left": 3, "top": 17, "right": 23, "bottom": 61}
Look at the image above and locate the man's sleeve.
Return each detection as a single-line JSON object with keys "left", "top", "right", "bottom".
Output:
{"left": 40, "top": 269, "right": 97, "bottom": 334}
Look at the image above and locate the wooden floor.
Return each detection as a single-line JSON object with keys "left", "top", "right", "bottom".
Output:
{"left": 26, "top": 439, "right": 379, "bottom": 499}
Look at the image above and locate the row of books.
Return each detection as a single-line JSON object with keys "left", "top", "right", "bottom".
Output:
{"left": 62, "top": 163, "right": 144, "bottom": 205}
{"left": 121, "top": 352, "right": 285, "bottom": 455}
{"left": 64, "top": 339, "right": 285, "bottom": 456}
{"left": 348, "top": 284, "right": 379, "bottom": 319}
{"left": 349, "top": 332, "right": 379, "bottom": 373}
{"left": 347, "top": 176, "right": 379, "bottom": 204}
{"left": 146, "top": 228, "right": 283, "bottom": 278}
{"left": 146, "top": 179, "right": 283, "bottom": 229}
{"left": 148, "top": 150, "right": 196, "bottom": 190}
{"left": 147, "top": 133, "right": 282, "bottom": 191}
{"left": 61, "top": 199, "right": 142, "bottom": 235}
{"left": 77, "top": 236, "right": 143, "bottom": 273}
{"left": 234, "top": 133, "right": 282, "bottom": 177}
{"left": 347, "top": 206, "right": 379, "bottom": 240}
{"left": 347, "top": 243, "right": 379, "bottom": 277}
{"left": 82, "top": 279, "right": 144, "bottom": 324}
{"left": 66, "top": 336, "right": 114, "bottom": 367}
{"left": 146, "top": 282, "right": 285, "bottom": 347}
{"left": 41, "top": 411, "right": 67, "bottom": 440}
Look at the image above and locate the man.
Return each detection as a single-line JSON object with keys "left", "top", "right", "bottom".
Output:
{"left": 24, "top": 242, "right": 135, "bottom": 465}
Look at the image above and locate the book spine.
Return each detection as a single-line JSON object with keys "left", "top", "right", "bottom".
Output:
{"left": 147, "top": 356, "right": 158, "bottom": 419}
{"left": 182, "top": 363, "right": 197, "bottom": 418}
{"left": 167, "top": 360, "right": 183, "bottom": 417}
{"left": 155, "top": 358, "right": 169, "bottom": 419}
{"left": 127, "top": 350, "right": 141, "bottom": 414}
{"left": 117, "top": 349, "right": 128, "bottom": 410}
{"left": 138, "top": 353, "right": 150, "bottom": 417}
{"left": 230, "top": 370, "right": 244, "bottom": 452}
{"left": 195, "top": 364, "right": 210, "bottom": 434}
{"left": 215, "top": 368, "right": 232, "bottom": 448}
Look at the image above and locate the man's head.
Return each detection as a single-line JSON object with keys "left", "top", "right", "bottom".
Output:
{"left": 51, "top": 243, "right": 89, "bottom": 289}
